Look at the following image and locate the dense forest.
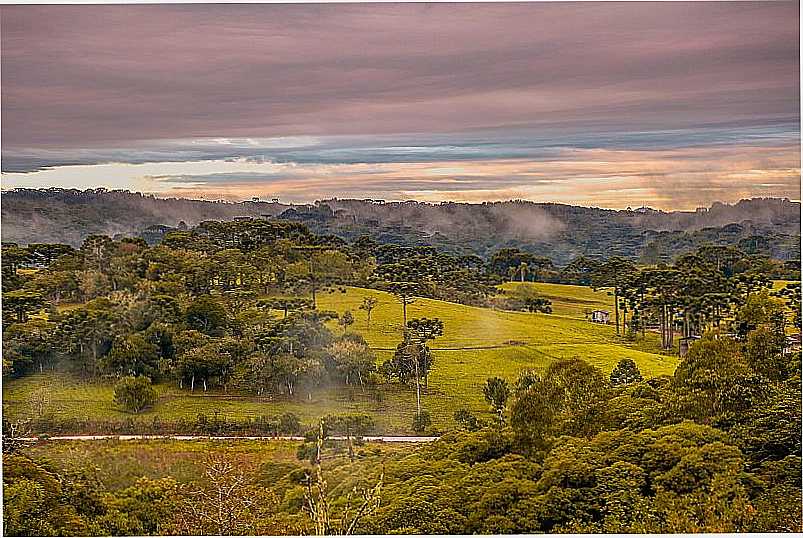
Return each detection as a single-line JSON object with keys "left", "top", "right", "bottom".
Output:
{"left": 3, "top": 215, "right": 801, "bottom": 534}
{"left": 3, "top": 189, "right": 799, "bottom": 264}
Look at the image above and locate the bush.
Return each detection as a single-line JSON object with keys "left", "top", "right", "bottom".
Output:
{"left": 454, "top": 408, "right": 482, "bottom": 431}
{"left": 278, "top": 412, "right": 301, "bottom": 434}
{"left": 412, "top": 410, "right": 432, "bottom": 433}
{"left": 113, "top": 376, "right": 158, "bottom": 413}
{"left": 323, "top": 413, "right": 376, "bottom": 436}
{"left": 610, "top": 358, "right": 643, "bottom": 386}
{"left": 184, "top": 295, "right": 228, "bottom": 336}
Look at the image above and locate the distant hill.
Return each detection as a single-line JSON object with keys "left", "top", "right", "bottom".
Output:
{"left": 1, "top": 188, "right": 286, "bottom": 247}
{"left": 2, "top": 188, "right": 799, "bottom": 264}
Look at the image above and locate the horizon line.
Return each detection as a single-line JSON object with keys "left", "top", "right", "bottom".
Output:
{"left": 3, "top": 186, "right": 799, "bottom": 214}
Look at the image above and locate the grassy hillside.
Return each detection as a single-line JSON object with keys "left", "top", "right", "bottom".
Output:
{"left": 499, "top": 281, "right": 613, "bottom": 318}
{"left": 5, "top": 285, "right": 678, "bottom": 434}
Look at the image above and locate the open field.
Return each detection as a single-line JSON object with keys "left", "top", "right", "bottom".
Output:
{"left": 499, "top": 281, "right": 614, "bottom": 318}
{"left": 4, "top": 285, "right": 678, "bottom": 434}
{"left": 20, "top": 438, "right": 402, "bottom": 491}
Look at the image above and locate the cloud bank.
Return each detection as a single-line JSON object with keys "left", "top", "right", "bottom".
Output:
{"left": 1, "top": 2, "right": 799, "bottom": 209}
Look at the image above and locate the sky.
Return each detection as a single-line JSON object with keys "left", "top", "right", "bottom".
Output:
{"left": 1, "top": 2, "right": 800, "bottom": 210}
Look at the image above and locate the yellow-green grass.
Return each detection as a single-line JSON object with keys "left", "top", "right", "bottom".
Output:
{"left": 5, "top": 286, "right": 678, "bottom": 433}
{"left": 499, "top": 281, "right": 614, "bottom": 318}
{"left": 317, "top": 285, "right": 624, "bottom": 348}
{"left": 769, "top": 280, "right": 800, "bottom": 335}
{"left": 4, "top": 373, "right": 418, "bottom": 433}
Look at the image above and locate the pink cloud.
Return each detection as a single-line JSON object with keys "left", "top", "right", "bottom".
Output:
{"left": 1, "top": 3, "right": 798, "bottom": 148}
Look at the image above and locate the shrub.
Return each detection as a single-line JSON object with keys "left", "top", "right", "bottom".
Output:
{"left": 113, "top": 376, "right": 157, "bottom": 413}
{"left": 610, "top": 358, "right": 643, "bottom": 386}
{"left": 278, "top": 412, "right": 301, "bottom": 434}
{"left": 412, "top": 410, "right": 432, "bottom": 433}
{"left": 454, "top": 408, "right": 482, "bottom": 431}
{"left": 323, "top": 413, "right": 376, "bottom": 436}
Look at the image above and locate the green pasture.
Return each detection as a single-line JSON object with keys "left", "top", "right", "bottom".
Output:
{"left": 5, "top": 284, "right": 678, "bottom": 434}
{"left": 499, "top": 281, "right": 613, "bottom": 318}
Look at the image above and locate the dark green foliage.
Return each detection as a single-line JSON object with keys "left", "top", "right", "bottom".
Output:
{"left": 524, "top": 296, "right": 552, "bottom": 313}
{"left": 258, "top": 297, "right": 311, "bottom": 318}
{"left": 745, "top": 325, "right": 787, "bottom": 381}
{"left": 454, "top": 408, "right": 483, "bottom": 431}
{"left": 669, "top": 335, "right": 769, "bottom": 420}
{"left": 2, "top": 289, "right": 45, "bottom": 323}
{"left": 511, "top": 358, "right": 611, "bottom": 448}
{"left": 278, "top": 413, "right": 302, "bottom": 434}
{"left": 383, "top": 331, "right": 437, "bottom": 385}
{"left": 320, "top": 413, "right": 375, "bottom": 436}
{"left": 412, "top": 410, "right": 432, "bottom": 433}
{"left": 1, "top": 207, "right": 801, "bottom": 534}
{"left": 3, "top": 191, "right": 800, "bottom": 266}
{"left": 489, "top": 248, "right": 553, "bottom": 281}
{"left": 185, "top": 295, "right": 228, "bottom": 336}
{"left": 113, "top": 376, "right": 158, "bottom": 413}
{"left": 406, "top": 317, "right": 444, "bottom": 341}
{"left": 483, "top": 377, "right": 511, "bottom": 422}
{"left": 2, "top": 319, "right": 57, "bottom": 377}
{"left": 610, "top": 358, "right": 643, "bottom": 386}
{"left": 774, "top": 281, "right": 801, "bottom": 329}
{"left": 732, "top": 382, "right": 802, "bottom": 463}
{"left": 338, "top": 310, "right": 354, "bottom": 333}
{"left": 103, "top": 334, "right": 160, "bottom": 378}
{"left": 376, "top": 246, "right": 496, "bottom": 304}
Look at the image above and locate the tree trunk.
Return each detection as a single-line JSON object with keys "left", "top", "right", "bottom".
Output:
{"left": 614, "top": 287, "right": 620, "bottom": 336}
{"left": 668, "top": 308, "right": 674, "bottom": 351}
{"left": 191, "top": 375, "right": 195, "bottom": 392}
{"left": 640, "top": 290, "right": 646, "bottom": 338}
{"left": 414, "top": 352, "right": 421, "bottom": 415}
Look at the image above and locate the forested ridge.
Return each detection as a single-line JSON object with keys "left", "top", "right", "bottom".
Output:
{"left": 2, "top": 215, "right": 801, "bottom": 534}
{"left": 3, "top": 188, "right": 799, "bottom": 264}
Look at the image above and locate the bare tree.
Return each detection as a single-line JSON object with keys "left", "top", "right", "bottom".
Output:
{"left": 359, "top": 297, "right": 379, "bottom": 329}
{"left": 173, "top": 454, "right": 279, "bottom": 535}
{"left": 305, "top": 420, "right": 383, "bottom": 535}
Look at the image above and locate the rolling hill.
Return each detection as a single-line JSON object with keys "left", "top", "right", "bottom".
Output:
{"left": 4, "top": 284, "right": 677, "bottom": 434}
